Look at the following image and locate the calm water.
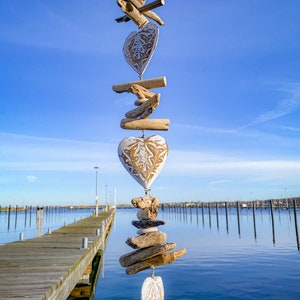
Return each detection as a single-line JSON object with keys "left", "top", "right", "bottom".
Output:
{"left": 1, "top": 206, "right": 300, "bottom": 299}
{"left": 96, "top": 207, "right": 300, "bottom": 300}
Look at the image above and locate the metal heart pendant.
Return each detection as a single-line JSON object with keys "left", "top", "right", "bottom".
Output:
{"left": 118, "top": 135, "right": 168, "bottom": 189}
{"left": 123, "top": 23, "right": 159, "bottom": 76}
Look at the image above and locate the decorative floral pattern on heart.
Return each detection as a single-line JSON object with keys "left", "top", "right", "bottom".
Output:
{"left": 118, "top": 135, "right": 168, "bottom": 189}
{"left": 123, "top": 23, "right": 159, "bottom": 76}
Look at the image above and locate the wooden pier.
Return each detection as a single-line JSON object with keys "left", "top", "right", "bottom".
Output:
{"left": 0, "top": 209, "right": 115, "bottom": 300}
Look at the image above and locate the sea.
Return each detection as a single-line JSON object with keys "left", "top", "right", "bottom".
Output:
{"left": 1, "top": 205, "right": 300, "bottom": 299}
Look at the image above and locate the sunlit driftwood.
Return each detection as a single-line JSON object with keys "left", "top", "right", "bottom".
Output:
{"left": 120, "top": 118, "right": 170, "bottom": 130}
{"left": 126, "top": 231, "right": 167, "bottom": 249}
{"left": 126, "top": 248, "right": 187, "bottom": 275}
{"left": 116, "top": 0, "right": 165, "bottom": 25}
{"left": 117, "top": 0, "right": 149, "bottom": 28}
{"left": 119, "top": 242, "right": 176, "bottom": 267}
{"left": 132, "top": 195, "right": 159, "bottom": 209}
{"left": 137, "top": 207, "right": 158, "bottom": 220}
{"left": 125, "top": 94, "right": 160, "bottom": 119}
{"left": 113, "top": 76, "right": 166, "bottom": 93}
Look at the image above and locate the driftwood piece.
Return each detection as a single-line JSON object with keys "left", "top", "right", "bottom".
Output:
{"left": 137, "top": 227, "right": 158, "bottom": 235}
{"left": 125, "top": 94, "right": 160, "bottom": 119}
{"left": 130, "top": 84, "right": 155, "bottom": 100}
{"left": 117, "top": 0, "right": 149, "bottom": 28}
{"left": 113, "top": 76, "right": 166, "bottom": 93}
{"left": 132, "top": 220, "right": 166, "bottom": 229}
{"left": 137, "top": 207, "right": 158, "bottom": 220}
{"left": 119, "top": 242, "right": 176, "bottom": 267}
{"left": 126, "top": 231, "right": 167, "bottom": 249}
{"left": 130, "top": 0, "right": 165, "bottom": 25}
{"left": 116, "top": 0, "right": 165, "bottom": 25}
{"left": 126, "top": 248, "right": 187, "bottom": 275}
{"left": 132, "top": 195, "right": 159, "bottom": 209}
{"left": 121, "top": 118, "right": 170, "bottom": 130}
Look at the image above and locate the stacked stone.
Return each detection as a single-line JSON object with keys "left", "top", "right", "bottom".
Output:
{"left": 119, "top": 195, "right": 186, "bottom": 275}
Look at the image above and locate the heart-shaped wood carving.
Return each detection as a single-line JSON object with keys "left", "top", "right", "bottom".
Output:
{"left": 123, "top": 23, "right": 159, "bottom": 76}
{"left": 118, "top": 135, "right": 168, "bottom": 189}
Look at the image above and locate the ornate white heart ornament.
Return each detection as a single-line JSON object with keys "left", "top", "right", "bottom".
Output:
{"left": 118, "top": 135, "right": 168, "bottom": 189}
{"left": 123, "top": 22, "right": 159, "bottom": 76}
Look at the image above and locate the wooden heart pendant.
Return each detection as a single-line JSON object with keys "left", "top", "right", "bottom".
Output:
{"left": 123, "top": 23, "right": 159, "bottom": 76}
{"left": 118, "top": 135, "right": 168, "bottom": 189}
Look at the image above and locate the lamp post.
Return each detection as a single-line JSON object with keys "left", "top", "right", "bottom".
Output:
{"left": 95, "top": 166, "right": 99, "bottom": 216}
{"left": 105, "top": 184, "right": 108, "bottom": 211}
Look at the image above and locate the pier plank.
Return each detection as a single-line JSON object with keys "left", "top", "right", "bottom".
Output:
{"left": 0, "top": 209, "right": 115, "bottom": 300}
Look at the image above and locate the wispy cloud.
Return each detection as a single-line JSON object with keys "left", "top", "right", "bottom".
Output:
{"left": 247, "top": 82, "right": 300, "bottom": 126}
{"left": 173, "top": 123, "right": 237, "bottom": 134}
{"left": 164, "top": 150, "right": 300, "bottom": 181}
{"left": 280, "top": 126, "right": 300, "bottom": 132}
{"left": 0, "top": 132, "right": 120, "bottom": 172}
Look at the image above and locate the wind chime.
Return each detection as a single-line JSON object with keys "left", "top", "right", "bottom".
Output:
{"left": 113, "top": 1, "right": 186, "bottom": 298}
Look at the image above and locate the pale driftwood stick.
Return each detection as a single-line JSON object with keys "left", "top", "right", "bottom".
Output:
{"left": 129, "top": 84, "right": 155, "bottom": 100}
{"left": 130, "top": 0, "right": 164, "bottom": 25}
{"left": 119, "top": 242, "right": 176, "bottom": 267}
{"left": 120, "top": 118, "right": 170, "bottom": 131}
{"left": 137, "top": 207, "right": 158, "bottom": 220}
{"left": 125, "top": 94, "right": 160, "bottom": 119}
{"left": 132, "top": 195, "right": 159, "bottom": 209}
{"left": 134, "top": 98, "right": 148, "bottom": 106}
{"left": 126, "top": 231, "right": 167, "bottom": 249}
{"left": 132, "top": 220, "right": 166, "bottom": 229}
{"left": 126, "top": 248, "right": 187, "bottom": 275}
{"left": 116, "top": 0, "right": 165, "bottom": 23}
{"left": 117, "top": 0, "right": 149, "bottom": 28}
{"left": 113, "top": 76, "right": 166, "bottom": 93}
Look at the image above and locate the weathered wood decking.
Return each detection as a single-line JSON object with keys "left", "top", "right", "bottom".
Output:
{"left": 0, "top": 209, "right": 115, "bottom": 300}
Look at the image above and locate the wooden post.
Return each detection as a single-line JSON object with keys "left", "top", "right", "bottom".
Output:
{"left": 201, "top": 202, "right": 204, "bottom": 226}
{"left": 7, "top": 205, "right": 11, "bottom": 231}
{"left": 252, "top": 201, "right": 257, "bottom": 239}
{"left": 196, "top": 203, "right": 199, "bottom": 226}
{"left": 15, "top": 205, "right": 18, "bottom": 230}
{"left": 237, "top": 201, "right": 241, "bottom": 237}
{"left": 292, "top": 199, "right": 300, "bottom": 250}
{"left": 216, "top": 202, "right": 219, "bottom": 230}
{"left": 208, "top": 202, "right": 211, "bottom": 228}
{"left": 225, "top": 202, "right": 229, "bottom": 233}
{"left": 269, "top": 200, "right": 276, "bottom": 244}
{"left": 24, "top": 205, "right": 27, "bottom": 227}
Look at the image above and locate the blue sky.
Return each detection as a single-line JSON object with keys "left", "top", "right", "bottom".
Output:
{"left": 1, "top": 1, "right": 300, "bottom": 206}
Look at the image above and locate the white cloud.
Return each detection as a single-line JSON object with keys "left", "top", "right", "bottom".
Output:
{"left": 0, "top": 132, "right": 120, "bottom": 172}
{"left": 164, "top": 150, "right": 300, "bottom": 181}
{"left": 248, "top": 82, "right": 300, "bottom": 126}
{"left": 27, "top": 175, "right": 37, "bottom": 183}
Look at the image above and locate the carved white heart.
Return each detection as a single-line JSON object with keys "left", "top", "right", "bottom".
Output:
{"left": 118, "top": 135, "right": 168, "bottom": 189}
{"left": 123, "top": 23, "right": 159, "bottom": 76}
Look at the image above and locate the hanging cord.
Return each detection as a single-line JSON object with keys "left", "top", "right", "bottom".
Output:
{"left": 151, "top": 266, "right": 155, "bottom": 278}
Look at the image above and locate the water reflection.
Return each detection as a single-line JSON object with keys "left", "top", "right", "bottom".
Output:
{"left": 161, "top": 201, "right": 300, "bottom": 250}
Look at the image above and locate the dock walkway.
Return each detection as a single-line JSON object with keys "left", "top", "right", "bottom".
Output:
{"left": 0, "top": 209, "right": 115, "bottom": 300}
